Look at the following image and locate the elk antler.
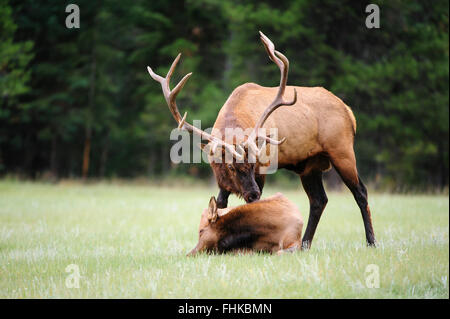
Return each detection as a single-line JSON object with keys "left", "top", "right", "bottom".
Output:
{"left": 147, "top": 54, "right": 244, "bottom": 160}
{"left": 243, "top": 31, "right": 297, "bottom": 156}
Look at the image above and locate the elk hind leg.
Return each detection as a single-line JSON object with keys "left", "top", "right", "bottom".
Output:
{"left": 331, "top": 151, "right": 376, "bottom": 246}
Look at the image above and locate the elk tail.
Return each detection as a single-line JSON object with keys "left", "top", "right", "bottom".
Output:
{"left": 344, "top": 104, "right": 357, "bottom": 136}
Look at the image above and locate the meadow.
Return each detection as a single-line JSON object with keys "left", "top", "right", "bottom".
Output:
{"left": 0, "top": 180, "right": 448, "bottom": 298}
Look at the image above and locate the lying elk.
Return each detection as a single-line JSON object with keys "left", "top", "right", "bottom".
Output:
{"left": 187, "top": 193, "right": 303, "bottom": 256}
{"left": 147, "top": 31, "right": 376, "bottom": 248}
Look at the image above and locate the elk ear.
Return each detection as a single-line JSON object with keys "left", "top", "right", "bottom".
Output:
{"left": 207, "top": 196, "right": 218, "bottom": 223}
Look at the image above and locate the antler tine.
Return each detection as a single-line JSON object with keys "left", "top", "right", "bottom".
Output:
{"left": 178, "top": 112, "right": 187, "bottom": 130}
{"left": 259, "top": 31, "right": 288, "bottom": 95}
{"left": 259, "top": 31, "right": 292, "bottom": 104}
{"left": 273, "top": 51, "right": 289, "bottom": 98}
{"left": 147, "top": 66, "right": 164, "bottom": 83}
{"left": 167, "top": 53, "right": 181, "bottom": 84}
{"left": 243, "top": 32, "right": 297, "bottom": 155}
{"left": 170, "top": 72, "right": 192, "bottom": 106}
{"left": 260, "top": 135, "right": 286, "bottom": 145}
{"left": 259, "top": 31, "right": 278, "bottom": 64}
{"left": 147, "top": 55, "right": 187, "bottom": 123}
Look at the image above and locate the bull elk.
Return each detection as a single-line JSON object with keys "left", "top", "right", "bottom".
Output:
{"left": 187, "top": 193, "right": 303, "bottom": 256}
{"left": 147, "top": 31, "right": 376, "bottom": 248}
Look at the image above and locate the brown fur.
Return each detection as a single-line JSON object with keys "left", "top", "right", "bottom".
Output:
{"left": 210, "top": 160, "right": 256, "bottom": 199}
{"left": 187, "top": 193, "right": 303, "bottom": 256}
{"left": 149, "top": 34, "right": 375, "bottom": 248}
{"left": 208, "top": 83, "right": 376, "bottom": 247}
{"left": 209, "top": 84, "right": 358, "bottom": 197}
{"left": 214, "top": 84, "right": 356, "bottom": 171}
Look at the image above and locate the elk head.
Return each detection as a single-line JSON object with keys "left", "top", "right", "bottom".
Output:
{"left": 187, "top": 196, "right": 221, "bottom": 256}
{"left": 147, "top": 31, "right": 296, "bottom": 203}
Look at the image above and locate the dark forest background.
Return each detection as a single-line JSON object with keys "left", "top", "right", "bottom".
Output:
{"left": 1, "top": 0, "right": 448, "bottom": 191}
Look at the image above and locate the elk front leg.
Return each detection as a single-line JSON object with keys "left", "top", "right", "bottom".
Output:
{"left": 217, "top": 188, "right": 230, "bottom": 208}
{"left": 300, "top": 171, "right": 328, "bottom": 250}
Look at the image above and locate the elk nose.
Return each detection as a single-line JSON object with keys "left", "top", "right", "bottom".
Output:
{"left": 247, "top": 191, "right": 260, "bottom": 203}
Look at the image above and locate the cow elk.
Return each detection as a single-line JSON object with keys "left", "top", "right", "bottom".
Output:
{"left": 187, "top": 193, "right": 303, "bottom": 256}
{"left": 147, "top": 31, "right": 376, "bottom": 249}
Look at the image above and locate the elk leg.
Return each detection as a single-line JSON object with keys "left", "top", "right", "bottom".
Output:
{"left": 300, "top": 171, "right": 328, "bottom": 250}
{"left": 331, "top": 154, "right": 376, "bottom": 246}
{"left": 217, "top": 188, "right": 230, "bottom": 209}
{"left": 255, "top": 174, "right": 266, "bottom": 194}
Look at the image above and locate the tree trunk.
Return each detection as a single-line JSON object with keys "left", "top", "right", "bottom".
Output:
{"left": 82, "top": 127, "right": 91, "bottom": 179}
{"left": 24, "top": 131, "right": 36, "bottom": 179}
{"left": 99, "top": 134, "right": 109, "bottom": 177}
{"left": 148, "top": 149, "right": 155, "bottom": 176}
{"left": 50, "top": 134, "right": 58, "bottom": 180}
{"left": 162, "top": 144, "right": 170, "bottom": 174}
{"left": 438, "top": 140, "right": 447, "bottom": 190}
{"left": 82, "top": 14, "right": 97, "bottom": 180}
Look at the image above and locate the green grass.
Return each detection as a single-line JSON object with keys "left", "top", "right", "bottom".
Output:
{"left": 0, "top": 180, "right": 448, "bottom": 298}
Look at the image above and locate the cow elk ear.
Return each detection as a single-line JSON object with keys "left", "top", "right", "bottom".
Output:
{"left": 207, "top": 196, "right": 218, "bottom": 223}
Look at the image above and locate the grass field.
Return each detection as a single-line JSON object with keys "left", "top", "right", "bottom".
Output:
{"left": 0, "top": 180, "right": 448, "bottom": 298}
